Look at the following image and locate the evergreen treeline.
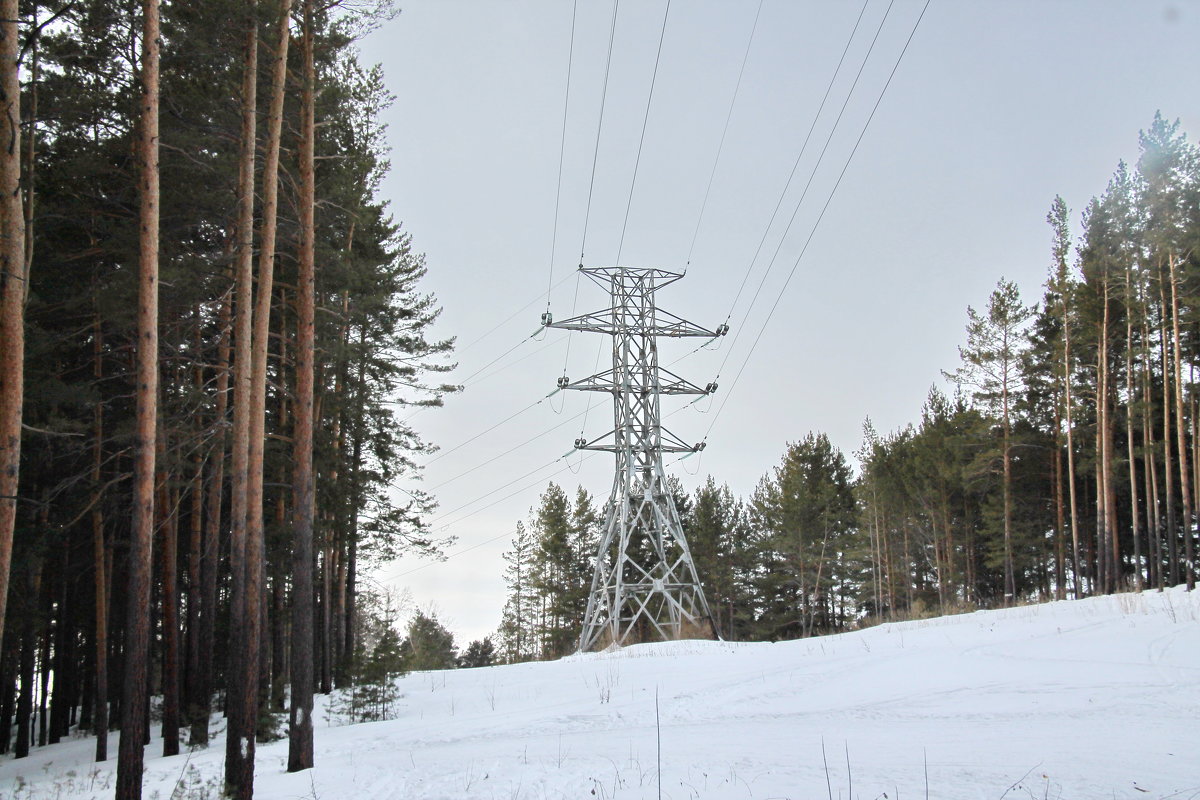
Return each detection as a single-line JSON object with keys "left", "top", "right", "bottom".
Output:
{"left": 498, "top": 114, "right": 1199, "bottom": 655}
{"left": 0, "top": 2, "right": 452, "bottom": 798}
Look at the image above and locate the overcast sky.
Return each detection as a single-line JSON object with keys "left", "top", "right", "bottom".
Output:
{"left": 354, "top": 0, "right": 1200, "bottom": 645}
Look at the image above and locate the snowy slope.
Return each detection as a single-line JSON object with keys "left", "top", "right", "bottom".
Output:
{"left": 3, "top": 588, "right": 1198, "bottom": 799}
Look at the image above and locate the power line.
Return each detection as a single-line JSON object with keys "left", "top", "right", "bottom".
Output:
{"left": 379, "top": 452, "right": 602, "bottom": 583}
{"left": 384, "top": 397, "right": 707, "bottom": 583}
{"left": 564, "top": 0, "right": 621, "bottom": 379}
{"left": 685, "top": 0, "right": 764, "bottom": 269}
{"left": 467, "top": 334, "right": 563, "bottom": 390}
{"left": 717, "top": 0, "right": 872, "bottom": 331}
{"left": 426, "top": 404, "right": 591, "bottom": 492}
{"left": 615, "top": 0, "right": 672, "bottom": 267}
{"left": 457, "top": 327, "right": 547, "bottom": 388}
{"left": 546, "top": 0, "right": 579, "bottom": 311}
{"left": 457, "top": 272, "right": 575, "bottom": 359}
{"left": 426, "top": 365, "right": 708, "bottom": 497}
{"left": 432, "top": 452, "right": 583, "bottom": 528}
{"left": 425, "top": 386, "right": 564, "bottom": 467}
{"left": 579, "top": 0, "right": 621, "bottom": 265}
{"left": 703, "top": 0, "right": 932, "bottom": 444}
{"left": 402, "top": 273, "right": 575, "bottom": 425}
{"left": 713, "top": 0, "right": 894, "bottom": 384}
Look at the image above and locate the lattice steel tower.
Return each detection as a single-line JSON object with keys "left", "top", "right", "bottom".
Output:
{"left": 547, "top": 266, "right": 726, "bottom": 651}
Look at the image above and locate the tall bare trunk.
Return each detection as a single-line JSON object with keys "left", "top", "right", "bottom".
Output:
{"left": 1001, "top": 330, "right": 1015, "bottom": 602}
{"left": 161, "top": 484, "right": 180, "bottom": 757}
{"left": 1098, "top": 278, "right": 1117, "bottom": 593}
{"left": 0, "top": 0, "right": 28, "bottom": 657}
{"left": 224, "top": 4, "right": 258, "bottom": 791}
{"left": 1053, "top": 400, "right": 1065, "bottom": 599}
{"left": 91, "top": 313, "right": 109, "bottom": 762}
{"left": 185, "top": 431, "right": 203, "bottom": 733}
{"left": 1141, "top": 310, "right": 1162, "bottom": 590}
{"left": 236, "top": 1, "right": 292, "bottom": 792}
{"left": 288, "top": 0, "right": 316, "bottom": 772}
{"left": 1159, "top": 275, "right": 1178, "bottom": 585}
{"left": 1125, "top": 271, "right": 1142, "bottom": 590}
{"left": 1169, "top": 253, "right": 1195, "bottom": 590}
{"left": 14, "top": 564, "right": 40, "bottom": 758}
{"left": 271, "top": 314, "right": 289, "bottom": 712}
{"left": 344, "top": 330, "right": 367, "bottom": 673}
{"left": 195, "top": 274, "right": 232, "bottom": 747}
{"left": 1062, "top": 288, "right": 1082, "bottom": 597}
{"left": 330, "top": 289, "right": 350, "bottom": 687}
{"left": 116, "top": 1, "right": 160, "bottom": 796}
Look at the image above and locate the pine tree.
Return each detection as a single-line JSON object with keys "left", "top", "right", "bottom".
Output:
{"left": 498, "top": 521, "right": 538, "bottom": 662}
{"left": 530, "top": 483, "right": 577, "bottom": 658}
{"left": 945, "top": 279, "right": 1034, "bottom": 603}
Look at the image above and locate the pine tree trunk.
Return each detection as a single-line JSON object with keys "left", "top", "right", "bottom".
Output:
{"left": 1142, "top": 313, "right": 1163, "bottom": 590}
{"left": 236, "top": 0, "right": 293, "bottom": 790}
{"left": 116, "top": 1, "right": 160, "bottom": 795}
{"left": 322, "top": 544, "right": 333, "bottom": 693}
{"left": 0, "top": 0, "right": 28, "bottom": 660}
{"left": 195, "top": 271, "right": 232, "bottom": 748}
{"left": 1192, "top": 359, "right": 1199, "bottom": 551}
{"left": 271, "top": 329, "right": 290, "bottom": 713}
{"left": 343, "top": 327, "right": 364, "bottom": 662}
{"left": 1052, "top": 396, "right": 1066, "bottom": 599}
{"left": 1159, "top": 275, "right": 1178, "bottom": 585}
{"left": 185, "top": 447, "right": 203, "bottom": 735}
{"left": 91, "top": 313, "right": 109, "bottom": 762}
{"left": 0, "top": 644, "right": 15, "bottom": 754}
{"left": 1001, "top": 326, "right": 1015, "bottom": 603}
{"left": 1125, "top": 273, "right": 1142, "bottom": 590}
{"left": 288, "top": 0, "right": 316, "bottom": 771}
{"left": 1063, "top": 293, "right": 1082, "bottom": 597}
{"left": 185, "top": 319, "right": 204, "bottom": 739}
{"left": 1107, "top": 284, "right": 1120, "bottom": 591}
{"left": 224, "top": 4, "right": 258, "bottom": 789}
{"left": 14, "top": 576, "right": 36, "bottom": 759}
{"left": 37, "top": 582, "right": 49, "bottom": 747}
{"left": 1098, "top": 279, "right": 1118, "bottom": 593}
{"left": 330, "top": 290, "right": 351, "bottom": 688}
{"left": 161, "top": 483, "right": 181, "bottom": 757}
{"left": 271, "top": 568, "right": 286, "bottom": 711}
{"left": 1169, "top": 254, "right": 1195, "bottom": 590}
{"left": 49, "top": 548, "right": 73, "bottom": 744}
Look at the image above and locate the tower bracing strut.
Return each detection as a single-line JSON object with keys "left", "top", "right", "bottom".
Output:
{"left": 548, "top": 266, "right": 726, "bottom": 652}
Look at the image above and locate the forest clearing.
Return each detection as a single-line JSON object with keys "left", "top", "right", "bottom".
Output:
{"left": 1, "top": 2, "right": 1198, "bottom": 798}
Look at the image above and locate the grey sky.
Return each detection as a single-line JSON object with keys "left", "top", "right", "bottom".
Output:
{"left": 355, "top": 1, "right": 1199, "bottom": 644}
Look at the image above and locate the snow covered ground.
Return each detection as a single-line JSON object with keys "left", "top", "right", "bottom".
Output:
{"left": 3, "top": 588, "right": 1198, "bottom": 799}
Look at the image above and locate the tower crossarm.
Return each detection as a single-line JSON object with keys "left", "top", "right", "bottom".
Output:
{"left": 657, "top": 426, "right": 703, "bottom": 454}
{"left": 547, "top": 307, "right": 720, "bottom": 339}
{"left": 557, "top": 366, "right": 713, "bottom": 396}
{"left": 571, "top": 425, "right": 702, "bottom": 455}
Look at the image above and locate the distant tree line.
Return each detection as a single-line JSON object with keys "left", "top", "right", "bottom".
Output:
{"left": 0, "top": 2, "right": 454, "bottom": 799}
{"left": 497, "top": 113, "right": 1199, "bottom": 656}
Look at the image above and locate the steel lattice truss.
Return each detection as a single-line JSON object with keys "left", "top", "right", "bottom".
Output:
{"left": 548, "top": 266, "right": 724, "bottom": 651}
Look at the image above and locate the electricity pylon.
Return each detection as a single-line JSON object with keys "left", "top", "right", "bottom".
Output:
{"left": 547, "top": 266, "right": 726, "bottom": 652}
